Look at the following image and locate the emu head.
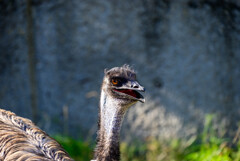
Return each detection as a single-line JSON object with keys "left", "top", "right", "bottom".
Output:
{"left": 102, "top": 65, "right": 145, "bottom": 108}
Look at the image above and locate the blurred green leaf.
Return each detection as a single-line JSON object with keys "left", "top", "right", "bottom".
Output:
{"left": 53, "top": 135, "right": 93, "bottom": 161}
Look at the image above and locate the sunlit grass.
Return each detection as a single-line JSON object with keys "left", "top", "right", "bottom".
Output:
{"left": 52, "top": 115, "right": 240, "bottom": 161}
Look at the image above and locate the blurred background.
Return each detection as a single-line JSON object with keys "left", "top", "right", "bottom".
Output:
{"left": 0, "top": 0, "right": 240, "bottom": 160}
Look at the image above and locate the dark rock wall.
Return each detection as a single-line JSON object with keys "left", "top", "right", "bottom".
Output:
{"left": 0, "top": 0, "right": 239, "bottom": 140}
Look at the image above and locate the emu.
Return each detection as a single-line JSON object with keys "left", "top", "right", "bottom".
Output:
{"left": 0, "top": 65, "right": 145, "bottom": 161}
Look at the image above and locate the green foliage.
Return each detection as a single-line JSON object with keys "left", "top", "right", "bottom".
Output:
{"left": 121, "top": 138, "right": 186, "bottom": 161}
{"left": 184, "top": 114, "right": 233, "bottom": 161}
{"left": 121, "top": 141, "right": 147, "bottom": 161}
{"left": 232, "top": 142, "right": 240, "bottom": 161}
{"left": 53, "top": 135, "right": 93, "bottom": 161}
{"left": 53, "top": 114, "right": 240, "bottom": 161}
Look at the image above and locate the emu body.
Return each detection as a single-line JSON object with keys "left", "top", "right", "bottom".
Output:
{"left": 0, "top": 109, "right": 72, "bottom": 161}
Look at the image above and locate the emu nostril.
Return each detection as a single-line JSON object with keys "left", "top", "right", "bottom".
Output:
{"left": 131, "top": 83, "right": 139, "bottom": 88}
{"left": 133, "top": 85, "right": 139, "bottom": 88}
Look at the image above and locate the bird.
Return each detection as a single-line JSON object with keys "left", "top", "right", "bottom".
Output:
{"left": 93, "top": 65, "right": 145, "bottom": 161}
{"left": 0, "top": 65, "right": 145, "bottom": 161}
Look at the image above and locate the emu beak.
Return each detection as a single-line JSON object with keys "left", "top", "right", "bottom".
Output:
{"left": 131, "top": 81, "right": 145, "bottom": 92}
{"left": 113, "top": 80, "right": 145, "bottom": 103}
{"left": 130, "top": 81, "right": 145, "bottom": 103}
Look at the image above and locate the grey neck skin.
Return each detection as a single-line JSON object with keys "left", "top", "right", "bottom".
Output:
{"left": 94, "top": 90, "right": 133, "bottom": 161}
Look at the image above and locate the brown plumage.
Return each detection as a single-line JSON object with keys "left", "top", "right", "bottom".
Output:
{"left": 0, "top": 109, "right": 73, "bottom": 161}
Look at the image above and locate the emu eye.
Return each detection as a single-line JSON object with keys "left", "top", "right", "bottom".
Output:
{"left": 112, "top": 78, "right": 119, "bottom": 85}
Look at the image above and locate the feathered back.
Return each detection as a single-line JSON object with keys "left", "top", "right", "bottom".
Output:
{"left": 0, "top": 109, "right": 73, "bottom": 161}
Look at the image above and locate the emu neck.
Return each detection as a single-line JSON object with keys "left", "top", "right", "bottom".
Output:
{"left": 95, "top": 90, "right": 128, "bottom": 161}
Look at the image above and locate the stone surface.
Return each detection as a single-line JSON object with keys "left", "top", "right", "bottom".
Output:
{"left": 0, "top": 0, "right": 239, "bottom": 140}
